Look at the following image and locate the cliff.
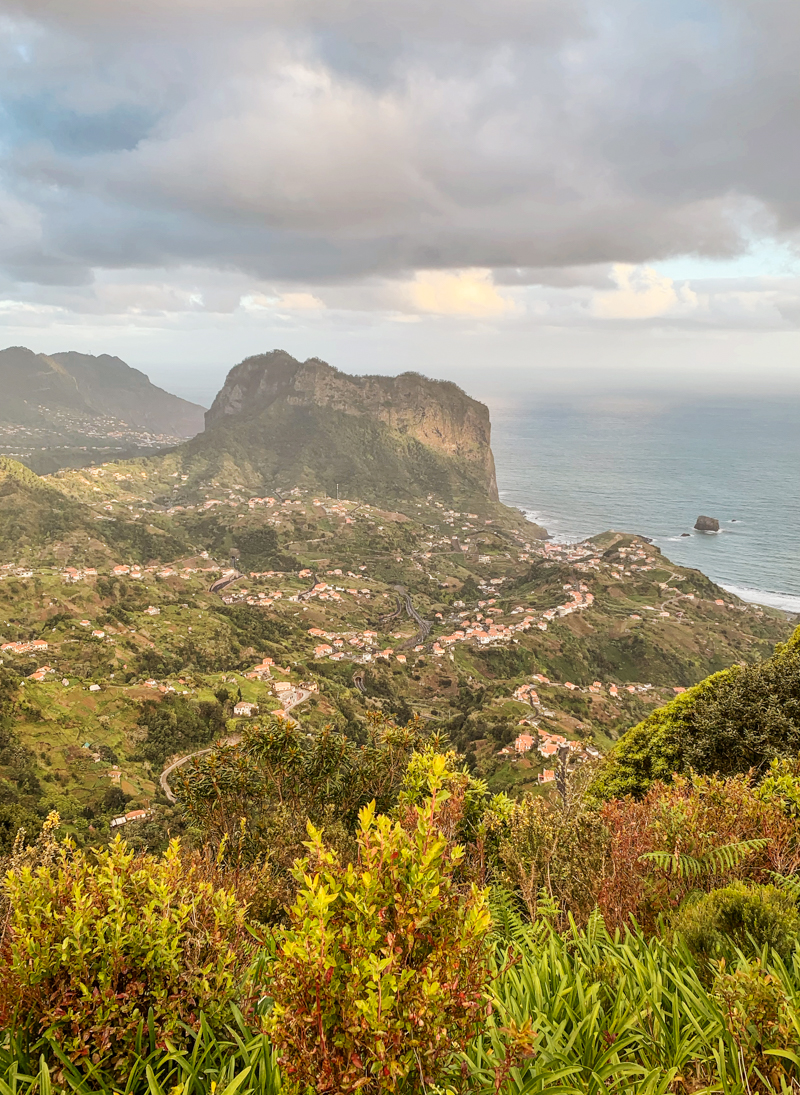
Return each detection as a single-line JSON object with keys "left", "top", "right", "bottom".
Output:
{"left": 195, "top": 351, "right": 499, "bottom": 503}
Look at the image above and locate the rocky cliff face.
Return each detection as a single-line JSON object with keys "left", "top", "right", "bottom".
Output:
{"left": 205, "top": 351, "right": 499, "bottom": 500}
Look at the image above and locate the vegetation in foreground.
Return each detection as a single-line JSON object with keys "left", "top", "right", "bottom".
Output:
{"left": 5, "top": 682, "right": 800, "bottom": 1093}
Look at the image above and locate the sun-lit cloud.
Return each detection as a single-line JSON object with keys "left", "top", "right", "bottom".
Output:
{"left": 408, "top": 269, "right": 516, "bottom": 317}
{"left": 592, "top": 265, "right": 699, "bottom": 320}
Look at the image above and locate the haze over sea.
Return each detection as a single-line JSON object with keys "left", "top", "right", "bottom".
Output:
{"left": 486, "top": 392, "right": 800, "bottom": 616}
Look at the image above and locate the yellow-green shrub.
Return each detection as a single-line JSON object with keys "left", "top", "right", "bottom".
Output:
{"left": 674, "top": 881, "right": 800, "bottom": 961}
{"left": 265, "top": 774, "right": 494, "bottom": 1094}
{"left": 0, "top": 837, "right": 256, "bottom": 1068}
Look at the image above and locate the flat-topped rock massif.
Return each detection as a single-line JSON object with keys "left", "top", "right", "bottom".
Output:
{"left": 198, "top": 351, "right": 499, "bottom": 504}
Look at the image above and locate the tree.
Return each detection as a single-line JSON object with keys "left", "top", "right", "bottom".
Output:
{"left": 177, "top": 711, "right": 431, "bottom": 918}
{"left": 592, "top": 627, "right": 800, "bottom": 799}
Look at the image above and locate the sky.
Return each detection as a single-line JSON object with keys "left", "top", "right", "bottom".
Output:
{"left": 1, "top": 0, "right": 800, "bottom": 405}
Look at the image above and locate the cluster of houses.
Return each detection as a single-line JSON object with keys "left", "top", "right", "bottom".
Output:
{"left": 2, "top": 638, "right": 48, "bottom": 655}
{"left": 27, "top": 664, "right": 56, "bottom": 681}
{"left": 499, "top": 726, "right": 601, "bottom": 780}
{"left": 426, "top": 581, "right": 596, "bottom": 656}
{"left": 245, "top": 657, "right": 274, "bottom": 681}
{"left": 62, "top": 566, "right": 98, "bottom": 583}
{"left": 309, "top": 626, "right": 406, "bottom": 663}
{"left": 60, "top": 562, "right": 220, "bottom": 584}
{"left": 514, "top": 671, "right": 654, "bottom": 701}
{"left": 0, "top": 564, "right": 34, "bottom": 579}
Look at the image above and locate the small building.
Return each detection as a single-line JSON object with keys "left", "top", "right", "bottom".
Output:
{"left": 234, "top": 701, "right": 258, "bottom": 717}
{"left": 538, "top": 769, "right": 556, "bottom": 785}
{"left": 514, "top": 733, "right": 536, "bottom": 754}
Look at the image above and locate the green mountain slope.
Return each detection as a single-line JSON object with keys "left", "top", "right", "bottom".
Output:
{"left": 49, "top": 351, "right": 205, "bottom": 437}
{"left": 0, "top": 347, "right": 86, "bottom": 424}
{"left": 0, "top": 457, "right": 189, "bottom": 566}
{"left": 0, "top": 346, "right": 205, "bottom": 439}
{"left": 0, "top": 456, "right": 94, "bottom": 552}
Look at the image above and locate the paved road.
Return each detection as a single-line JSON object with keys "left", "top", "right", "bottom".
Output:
{"left": 209, "top": 572, "right": 244, "bottom": 594}
{"left": 394, "top": 587, "right": 432, "bottom": 648}
{"left": 159, "top": 687, "right": 313, "bottom": 803}
{"left": 297, "top": 572, "right": 320, "bottom": 601}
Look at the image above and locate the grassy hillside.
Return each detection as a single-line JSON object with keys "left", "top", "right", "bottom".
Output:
{"left": 0, "top": 458, "right": 190, "bottom": 567}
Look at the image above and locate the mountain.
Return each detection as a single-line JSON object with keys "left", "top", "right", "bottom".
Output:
{"left": 181, "top": 350, "right": 499, "bottom": 504}
{"left": 0, "top": 347, "right": 205, "bottom": 439}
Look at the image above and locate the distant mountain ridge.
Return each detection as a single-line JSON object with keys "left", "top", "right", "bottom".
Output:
{"left": 0, "top": 347, "right": 205, "bottom": 438}
{"left": 193, "top": 350, "right": 499, "bottom": 504}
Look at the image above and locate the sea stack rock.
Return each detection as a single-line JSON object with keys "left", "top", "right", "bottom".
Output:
{"left": 694, "top": 515, "right": 720, "bottom": 532}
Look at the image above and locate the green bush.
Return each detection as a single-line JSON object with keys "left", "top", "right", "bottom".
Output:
{"left": 673, "top": 881, "right": 800, "bottom": 961}
{"left": 592, "top": 625, "right": 800, "bottom": 799}
{"left": 265, "top": 766, "right": 494, "bottom": 1094}
{"left": 0, "top": 837, "right": 256, "bottom": 1068}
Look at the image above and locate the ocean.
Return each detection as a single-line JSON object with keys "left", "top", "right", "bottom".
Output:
{"left": 486, "top": 392, "right": 800, "bottom": 616}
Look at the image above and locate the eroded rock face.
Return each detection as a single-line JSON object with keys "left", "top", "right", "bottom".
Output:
{"left": 205, "top": 350, "right": 499, "bottom": 500}
{"left": 694, "top": 515, "right": 720, "bottom": 532}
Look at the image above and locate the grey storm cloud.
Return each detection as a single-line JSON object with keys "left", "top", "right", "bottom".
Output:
{"left": 1, "top": 0, "right": 800, "bottom": 286}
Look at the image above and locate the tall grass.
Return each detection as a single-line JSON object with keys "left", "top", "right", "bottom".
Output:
{"left": 0, "top": 1011, "right": 281, "bottom": 1095}
{"left": 467, "top": 891, "right": 800, "bottom": 1094}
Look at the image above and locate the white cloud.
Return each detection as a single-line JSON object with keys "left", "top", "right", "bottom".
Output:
{"left": 409, "top": 269, "right": 516, "bottom": 316}
{"left": 592, "top": 265, "right": 699, "bottom": 320}
{"left": 242, "top": 290, "right": 325, "bottom": 312}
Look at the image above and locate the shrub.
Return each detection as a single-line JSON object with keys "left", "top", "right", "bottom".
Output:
{"left": 0, "top": 837, "right": 256, "bottom": 1068}
{"left": 599, "top": 772, "right": 800, "bottom": 931}
{"left": 593, "top": 626, "right": 800, "bottom": 799}
{"left": 674, "top": 882, "right": 800, "bottom": 961}
{"left": 265, "top": 777, "right": 494, "bottom": 1094}
{"left": 496, "top": 762, "right": 608, "bottom": 928}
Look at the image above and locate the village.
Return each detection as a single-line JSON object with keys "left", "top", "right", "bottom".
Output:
{"left": 0, "top": 472, "right": 785, "bottom": 826}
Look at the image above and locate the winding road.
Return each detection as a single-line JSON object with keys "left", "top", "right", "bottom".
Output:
{"left": 395, "top": 587, "right": 432, "bottom": 648}
{"left": 209, "top": 571, "right": 244, "bottom": 595}
{"left": 158, "top": 686, "right": 313, "bottom": 803}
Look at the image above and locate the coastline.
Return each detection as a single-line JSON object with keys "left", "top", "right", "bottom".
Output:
{"left": 719, "top": 585, "right": 800, "bottom": 617}
{"left": 520, "top": 508, "right": 800, "bottom": 619}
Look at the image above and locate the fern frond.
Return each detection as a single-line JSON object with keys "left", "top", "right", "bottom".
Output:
{"left": 640, "top": 838, "right": 768, "bottom": 880}
{"left": 639, "top": 850, "right": 704, "bottom": 879}
{"left": 770, "top": 871, "right": 800, "bottom": 901}
{"left": 700, "top": 838, "right": 768, "bottom": 875}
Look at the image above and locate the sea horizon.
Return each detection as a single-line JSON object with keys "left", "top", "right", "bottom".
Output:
{"left": 488, "top": 390, "right": 800, "bottom": 618}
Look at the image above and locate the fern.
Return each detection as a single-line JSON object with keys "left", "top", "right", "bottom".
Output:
{"left": 770, "top": 872, "right": 800, "bottom": 901}
{"left": 640, "top": 838, "right": 768, "bottom": 879}
{"left": 487, "top": 886, "right": 535, "bottom": 948}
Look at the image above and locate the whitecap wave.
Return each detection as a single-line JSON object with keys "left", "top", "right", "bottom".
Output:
{"left": 721, "top": 584, "right": 800, "bottom": 615}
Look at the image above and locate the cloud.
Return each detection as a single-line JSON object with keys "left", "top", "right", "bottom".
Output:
{"left": 592, "top": 265, "right": 699, "bottom": 320}
{"left": 1, "top": 0, "right": 800, "bottom": 351}
{"left": 408, "top": 269, "right": 516, "bottom": 316}
{"left": 243, "top": 290, "right": 325, "bottom": 311}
